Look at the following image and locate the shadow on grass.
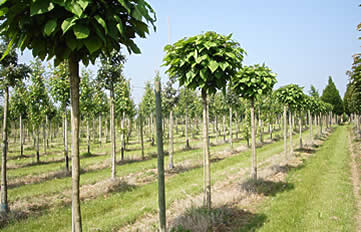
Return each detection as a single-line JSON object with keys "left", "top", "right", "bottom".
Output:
{"left": 272, "top": 163, "right": 306, "bottom": 174}
{"left": 295, "top": 147, "right": 316, "bottom": 154}
{"left": 241, "top": 178, "right": 295, "bottom": 197}
{"left": 169, "top": 205, "right": 267, "bottom": 232}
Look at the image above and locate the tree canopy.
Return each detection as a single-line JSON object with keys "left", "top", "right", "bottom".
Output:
{"left": 321, "top": 76, "right": 343, "bottom": 115}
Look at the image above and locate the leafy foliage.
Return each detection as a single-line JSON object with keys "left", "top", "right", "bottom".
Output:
{"left": 0, "top": 0, "right": 156, "bottom": 65}
{"left": 232, "top": 64, "right": 277, "bottom": 100}
{"left": 275, "top": 84, "right": 304, "bottom": 110}
{"left": 163, "top": 31, "right": 245, "bottom": 94}
{"left": 320, "top": 76, "right": 343, "bottom": 115}
{"left": 80, "top": 69, "right": 96, "bottom": 117}
{"left": 48, "top": 62, "right": 70, "bottom": 109}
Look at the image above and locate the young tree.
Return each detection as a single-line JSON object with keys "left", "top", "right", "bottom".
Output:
{"left": 139, "top": 81, "right": 155, "bottom": 145}
{"left": 80, "top": 69, "right": 96, "bottom": 155}
{"left": 275, "top": 84, "right": 304, "bottom": 157}
{"left": 0, "top": 42, "right": 30, "bottom": 214}
{"left": 309, "top": 85, "right": 320, "bottom": 98}
{"left": 0, "top": 1, "right": 156, "bottom": 230}
{"left": 162, "top": 79, "right": 179, "bottom": 169}
{"left": 97, "top": 51, "right": 125, "bottom": 179}
{"left": 321, "top": 76, "right": 343, "bottom": 116}
{"left": 49, "top": 62, "right": 70, "bottom": 172}
{"left": 232, "top": 64, "right": 277, "bottom": 179}
{"left": 164, "top": 31, "right": 245, "bottom": 209}
{"left": 27, "top": 59, "right": 49, "bottom": 163}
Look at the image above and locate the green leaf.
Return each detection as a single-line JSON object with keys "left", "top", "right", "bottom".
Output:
{"left": 44, "top": 19, "right": 57, "bottom": 36}
{"left": 0, "top": 0, "right": 8, "bottom": 6}
{"left": 116, "top": 23, "right": 125, "bottom": 37}
{"left": 77, "top": 0, "right": 90, "bottom": 10}
{"left": 65, "top": 2, "right": 83, "bottom": 17}
{"left": 65, "top": 37, "right": 78, "bottom": 51}
{"left": 220, "top": 62, "right": 229, "bottom": 71}
{"left": 73, "top": 24, "right": 90, "bottom": 39}
{"left": 117, "top": 0, "right": 131, "bottom": 13}
{"left": 30, "top": 1, "right": 54, "bottom": 16}
{"left": 94, "top": 15, "right": 108, "bottom": 34}
{"left": 0, "top": 34, "right": 15, "bottom": 61}
{"left": 84, "top": 37, "right": 102, "bottom": 54}
{"left": 0, "top": 7, "right": 8, "bottom": 16}
{"left": 61, "top": 17, "right": 77, "bottom": 34}
{"left": 208, "top": 60, "right": 219, "bottom": 73}
{"left": 200, "top": 69, "right": 207, "bottom": 81}
{"left": 128, "top": 40, "right": 141, "bottom": 54}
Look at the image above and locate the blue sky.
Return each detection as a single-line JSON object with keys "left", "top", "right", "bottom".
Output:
{"left": 19, "top": 0, "right": 361, "bottom": 103}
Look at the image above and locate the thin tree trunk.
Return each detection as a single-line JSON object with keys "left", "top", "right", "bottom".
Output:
{"left": 309, "top": 110, "right": 313, "bottom": 145}
{"left": 185, "top": 107, "right": 190, "bottom": 149}
{"left": 155, "top": 78, "right": 166, "bottom": 232}
{"left": 1, "top": 86, "right": 9, "bottom": 213}
{"left": 235, "top": 111, "right": 239, "bottom": 140}
{"left": 258, "top": 107, "right": 263, "bottom": 144}
{"left": 283, "top": 105, "right": 287, "bottom": 158}
{"left": 120, "top": 111, "right": 125, "bottom": 161}
{"left": 36, "top": 128, "right": 40, "bottom": 163}
{"left": 46, "top": 115, "right": 49, "bottom": 148}
{"left": 201, "top": 91, "right": 211, "bottom": 209}
{"left": 43, "top": 122, "right": 46, "bottom": 155}
{"left": 98, "top": 115, "right": 102, "bottom": 146}
{"left": 229, "top": 107, "right": 233, "bottom": 148}
{"left": 222, "top": 115, "right": 226, "bottom": 142}
{"left": 69, "top": 56, "right": 82, "bottom": 232}
{"left": 250, "top": 99, "right": 257, "bottom": 180}
{"left": 289, "top": 108, "right": 293, "bottom": 156}
{"left": 64, "top": 109, "right": 69, "bottom": 173}
{"left": 299, "top": 112, "right": 303, "bottom": 149}
{"left": 20, "top": 115, "right": 23, "bottom": 157}
{"left": 86, "top": 118, "right": 90, "bottom": 154}
{"left": 110, "top": 89, "right": 116, "bottom": 178}
{"left": 140, "top": 115, "right": 145, "bottom": 160}
{"left": 169, "top": 110, "right": 174, "bottom": 169}
{"left": 105, "top": 116, "right": 108, "bottom": 143}
{"left": 150, "top": 114, "right": 155, "bottom": 146}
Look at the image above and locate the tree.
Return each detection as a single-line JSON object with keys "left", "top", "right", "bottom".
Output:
{"left": 97, "top": 51, "right": 125, "bottom": 179}
{"left": 49, "top": 62, "right": 70, "bottom": 172}
{"left": 164, "top": 31, "right": 245, "bottom": 209}
{"left": 0, "top": 41, "right": 30, "bottom": 214}
{"left": 321, "top": 76, "right": 343, "bottom": 115}
{"left": 0, "top": 1, "right": 156, "bottom": 230}
{"left": 309, "top": 85, "right": 320, "bottom": 98}
{"left": 80, "top": 69, "right": 96, "bottom": 155}
{"left": 162, "top": 78, "right": 179, "bottom": 169}
{"left": 232, "top": 64, "right": 277, "bottom": 179}
{"left": 27, "top": 59, "right": 49, "bottom": 163}
{"left": 139, "top": 81, "right": 155, "bottom": 145}
{"left": 275, "top": 84, "right": 304, "bottom": 157}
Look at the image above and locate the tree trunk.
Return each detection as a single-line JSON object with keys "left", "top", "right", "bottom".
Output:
{"left": 270, "top": 121, "right": 273, "bottom": 140}
{"left": 229, "top": 107, "right": 233, "bottom": 148}
{"left": 105, "top": 116, "right": 108, "bottom": 143}
{"left": 222, "top": 115, "right": 226, "bottom": 142}
{"left": 235, "top": 111, "right": 239, "bottom": 140}
{"left": 98, "top": 115, "right": 102, "bottom": 146}
{"left": 120, "top": 111, "right": 125, "bottom": 161}
{"left": 283, "top": 105, "right": 287, "bottom": 158}
{"left": 150, "top": 114, "right": 155, "bottom": 146}
{"left": 289, "top": 108, "right": 293, "bottom": 156}
{"left": 250, "top": 99, "right": 257, "bottom": 180}
{"left": 36, "top": 128, "right": 40, "bottom": 163}
{"left": 258, "top": 107, "right": 263, "bottom": 144}
{"left": 140, "top": 115, "right": 145, "bottom": 160}
{"left": 202, "top": 91, "right": 211, "bottom": 209}
{"left": 169, "top": 110, "right": 174, "bottom": 169}
{"left": 46, "top": 115, "right": 49, "bottom": 148}
{"left": 110, "top": 89, "right": 116, "bottom": 178}
{"left": 185, "top": 107, "right": 190, "bottom": 149}
{"left": 69, "top": 56, "right": 82, "bottom": 232}
{"left": 309, "top": 110, "right": 313, "bottom": 145}
{"left": 1, "top": 86, "right": 9, "bottom": 214}
{"left": 64, "top": 109, "right": 69, "bottom": 173}
{"left": 155, "top": 78, "right": 166, "bottom": 232}
{"left": 20, "top": 115, "right": 23, "bottom": 157}
{"left": 299, "top": 112, "right": 303, "bottom": 149}
{"left": 42, "top": 121, "right": 46, "bottom": 155}
{"left": 86, "top": 117, "right": 90, "bottom": 154}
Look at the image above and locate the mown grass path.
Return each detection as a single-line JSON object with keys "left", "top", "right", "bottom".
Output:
{"left": 243, "top": 126, "right": 357, "bottom": 232}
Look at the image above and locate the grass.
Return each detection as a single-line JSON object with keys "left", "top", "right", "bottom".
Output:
{"left": 240, "top": 125, "right": 357, "bottom": 232}
{"left": 2, "top": 126, "right": 308, "bottom": 231}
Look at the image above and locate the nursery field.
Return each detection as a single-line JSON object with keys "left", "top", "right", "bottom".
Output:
{"left": 0, "top": 123, "right": 359, "bottom": 232}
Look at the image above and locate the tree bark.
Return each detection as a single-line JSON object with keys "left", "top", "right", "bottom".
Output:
{"left": 150, "top": 114, "right": 155, "bottom": 146}
{"left": 258, "top": 107, "right": 263, "bottom": 144}
{"left": 283, "top": 105, "right": 287, "bottom": 158}
{"left": 299, "top": 112, "right": 303, "bottom": 149}
{"left": 168, "top": 110, "right": 174, "bottom": 169}
{"left": 202, "top": 90, "right": 211, "bottom": 209}
{"left": 1, "top": 86, "right": 9, "bottom": 214}
{"left": 69, "top": 56, "right": 82, "bottom": 232}
{"left": 20, "top": 115, "right": 23, "bottom": 157}
{"left": 140, "top": 115, "right": 145, "bottom": 160}
{"left": 110, "top": 89, "right": 116, "bottom": 179}
{"left": 64, "top": 109, "right": 69, "bottom": 173}
{"left": 105, "top": 116, "right": 108, "bottom": 143}
{"left": 36, "top": 128, "right": 40, "bottom": 163}
{"left": 309, "top": 110, "right": 313, "bottom": 145}
{"left": 98, "top": 115, "right": 102, "bottom": 146}
{"left": 250, "top": 99, "right": 257, "bottom": 180}
{"left": 43, "top": 121, "right": 47, "bottom": 155}
{"left": 229, "top": 107, "right": 233, "bottom": 148}
{"left": 289, "top": 108, "right": 293, "bottom": 156}
{"left": 185, "top": 107, "right": 190, "bottom": 149}
{"left": 155, "top": 79, "right": 166, "bottom": 232}
{"left": 120, "top": 111, "right": 125, "bottom": 161}
{"left": 86, "top": 117, "right": 90, "bottom": 154}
